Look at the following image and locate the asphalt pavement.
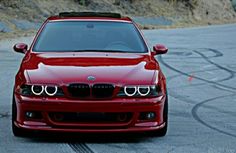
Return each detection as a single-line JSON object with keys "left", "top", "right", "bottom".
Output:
{"left": 0, "top": 24, "right": 236, "bottom": 153}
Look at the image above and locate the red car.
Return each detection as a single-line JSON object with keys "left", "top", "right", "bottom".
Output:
{"left": 12, "top": 12, "right": 168, "bottom": 137}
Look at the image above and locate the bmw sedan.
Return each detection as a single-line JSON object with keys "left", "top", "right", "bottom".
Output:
{"left": 12, "top": 12, "right": 168, "bottom": 137}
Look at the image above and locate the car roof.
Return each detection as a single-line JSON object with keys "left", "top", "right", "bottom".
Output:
{"left": 47, "top": 12, "right": 133, "bottom": 23}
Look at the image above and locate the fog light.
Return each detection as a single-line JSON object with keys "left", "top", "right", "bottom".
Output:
{"left": 25, "top": 111, "right": 42, "bottom": 119}
{"left": 139, "top": 112, "right": 156, "bottom": 120}
{"left": 146, "top": 112, "right": 156, "bottom": 119}
{"left": 26, "top": 112, "right": 35, "bottom": 118}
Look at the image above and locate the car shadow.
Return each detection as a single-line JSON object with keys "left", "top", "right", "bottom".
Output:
{"left": 23, "top": 131, "right": 155, "bottom": 143}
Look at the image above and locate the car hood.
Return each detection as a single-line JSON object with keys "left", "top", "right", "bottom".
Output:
{"left": 23, "top": 52, "right": 160, "bottom": 85}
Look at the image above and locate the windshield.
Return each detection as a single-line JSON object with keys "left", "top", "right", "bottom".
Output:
{"left": 33, "top": 21, "right": 148, "bottom": 53}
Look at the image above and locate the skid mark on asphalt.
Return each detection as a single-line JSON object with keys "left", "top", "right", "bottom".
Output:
{"left": 193, "top": 50, "right": 235, "bottom": 75}
{"left": 226, "top": 64, "right": 236, "bottom": 73}
{"left": 159, "top": 48, "right": 236, "bottom": 138}
{"left": 166, "top": 66, "right": 232, "bottom": 90}
{"left": 158, "top": 48, "right": 236, "bottom": 92}
{"left": 163, "top": 48, "right": 236, "bottom": 93}
{"left": 191, "top": 94, "right": 236, "bottom": 138}
{"left": 68, "top": 143, "right": 95, "bottom": 153}
{"left": 167, "top": 81, "right": 236, "bottom": 138}
{"left": 0, "top": 112, "right": 10, "bottom": 118}
{"left": 165, "top": 48, "right": 223, "bottom": 59}
{"left": 105, "top": 143, "right": 152, "bottom": 153}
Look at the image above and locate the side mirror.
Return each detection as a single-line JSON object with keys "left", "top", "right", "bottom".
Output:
{"left": 152, "top": 44, "right": 168, "bottom": 55}
{"left": 13, "top": 43, "right": 28, "bottom": 54}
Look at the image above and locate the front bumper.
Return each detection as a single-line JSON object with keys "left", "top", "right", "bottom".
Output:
{"left": 14, "top": 94, "right": 166, "bottom": 133}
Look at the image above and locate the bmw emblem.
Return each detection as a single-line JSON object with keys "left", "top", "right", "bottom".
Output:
{"left": 87, "top": 76, "right": 96, "bottom": 81}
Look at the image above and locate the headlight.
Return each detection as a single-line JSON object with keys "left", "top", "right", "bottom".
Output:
{"left": 124, "top": 86, "right": 137, "bottom": 97}
{"left": 19, "top": 85, "right": 32, "bottom": 96}
{"left": 137, "top": 86, "right": 150, "bottom": 96}
{"left": 31, "top": 85, "right": 44, "bottom": 96}
{"left": 118, "top": 85, "right": 159, "bottom": 97}
{"left": 19, "top": 84, "right": 64, "bottom": 97}
{"left": 45, "top": 86, "right": 58, "bottom": 96}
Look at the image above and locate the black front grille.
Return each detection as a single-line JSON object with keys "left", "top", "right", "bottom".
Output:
{"left": 68, "top": 83, "right": 115, "bottom": 99}
{"left": 68, "top": 83, "right": 90, "bottom": 98}
{"left": 92, "top": 84, "right": 114, "bottom": 98}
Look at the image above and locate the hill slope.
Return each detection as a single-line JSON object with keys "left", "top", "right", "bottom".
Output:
{"left": 0, "top": 0, "right": 235, "bottom": 39}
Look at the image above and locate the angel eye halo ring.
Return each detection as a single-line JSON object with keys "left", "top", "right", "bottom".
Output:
{"left": 31, "top": 85, "right": 44, "bottom": 96}
{"left": 137, "top": 86, "right": 150, "bottom": 96}
{"left": 45, "top": 86, "right": 58, "bottom": 96}
{"left": 124, "top": 86, "right": 137, "bottom": 96}
{"left": 121, "top": 85, "right": 155, "bottom": 97}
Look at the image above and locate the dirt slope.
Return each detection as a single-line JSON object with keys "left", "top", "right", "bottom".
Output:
{"left": 0, "top": 0, "right": 235, "bottom": 22}
{"left": 0, "top": 0, "right": 235, "bottom": 39}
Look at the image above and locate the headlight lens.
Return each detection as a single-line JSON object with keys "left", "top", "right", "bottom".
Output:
{"left": 31, "top": 85, "right": 44, "bottom": 96}
{"left": 138, "top": 86, "right": 150, "bottom": 96}
{"left": 118, "top": 85, "right": 159, "bottom": 97}
{"left": 124, "top": 86, "right": 137, "bottom": 97}
{"left": 20, "top": 85, "right": 32, "bottom": 96}
{"left": 19, "top": 84, "right": 64, "bottom": 97}
{"left": 45, "top": 86, "right": 58, "bottom": 96}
